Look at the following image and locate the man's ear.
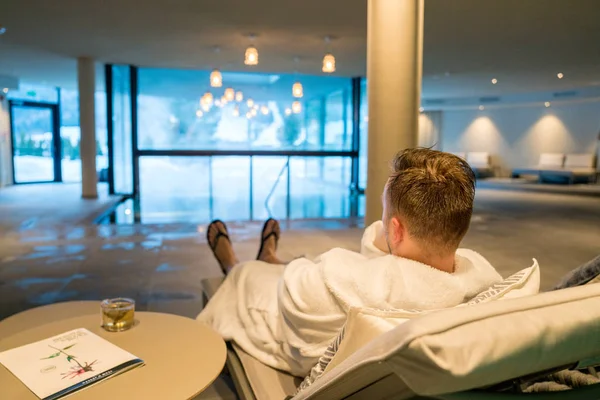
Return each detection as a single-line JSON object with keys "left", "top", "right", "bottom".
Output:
{"left": 390, "top": 217, "right": 404, "bottom": 246}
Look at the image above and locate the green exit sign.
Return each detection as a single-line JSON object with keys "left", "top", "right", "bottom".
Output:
{"left": 26, "top": 90, "right": 37, "bottom": 97}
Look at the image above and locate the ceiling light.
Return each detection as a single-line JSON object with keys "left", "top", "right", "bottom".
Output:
{"left": 221, "top": 95, "right": 228, "bottom": 105}
{"left": 246, "top": 111, "right": 253, "bottom": 119}
{"left": 253, "top": 104, "right": 259, "bottom": 110}
{"left": 244, "top": 35, "right": 259, "bottom": 66}
{"left": 419, "top": 107, "right": 424, "bottom": 113}
{"left": 322, "top": 53, "right": 336, "bottom": 73}
{"left": 292, "top": 101, "right": 302, "bottom": 114}
{"left": 2, "top": 88, "right": 8, "bottom": 94}
{"left": 247, "top": 98, "right": 254, "bottom": 108}
{"left": 235, "top": 91, "right": 243, "bottom": 102}
{"left": 545, "top": 102, "right": 551, "bottom": 108}
{"left": 557, "top": 73, "right": 564, "bottom": 79}
{"left": 478, "top": 105, "right": 485, "bottom": 111}
{"left": 215, "top": 99, "right": 222, "bottom": 107}
{"left": 261, "top": 105, "right": 269, "bottom": 115}
{"left": 491, "top": 78, "right": 498, "bottom": 84}
{"left": 251, "top": 108, "right": 257, "bottom": 116}
{"left": 224, "top": 88, "right": 235, "bottom": 102}
{"left": 210, "top": 69, "right": 222, "bottom": 87}
{"left": 124, "top": 208, "right": 132, "bottom": 215}
{"left": 285, "top": 108, "right": 292, "bottom": 116}
{"left": 202, "top": 103, "right": 210, "bottom": 112}
{"left": 233, "top": 105, "right": 240, "bottom": 117}
{"left": 292, "top": 82, "right": 303, "bottom": 98}
{"left": 196, "top": 110, "right": 203, "bottom": 118}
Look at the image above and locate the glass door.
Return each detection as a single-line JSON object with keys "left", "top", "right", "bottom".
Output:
{"left": 9, "top": 101, "right": 61, "bottom": 183}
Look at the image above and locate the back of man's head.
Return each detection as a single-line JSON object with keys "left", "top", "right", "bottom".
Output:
{"left": 385, "top": 148, "right": 476, "bottom": 255}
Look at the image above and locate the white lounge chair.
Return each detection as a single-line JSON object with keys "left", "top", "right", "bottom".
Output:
{"left": 466, "top": 152, "right": 494, "bottom": 178}
{"left": 201, "top": 277, "right": 600, "bottom": 400}
{"left": 512, "top": 153, "right": 597, "bottom": 184}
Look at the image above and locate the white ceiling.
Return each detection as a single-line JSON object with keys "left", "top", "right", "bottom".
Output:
{"left": 1, "top": 0, "right": 600, "bottom": 99}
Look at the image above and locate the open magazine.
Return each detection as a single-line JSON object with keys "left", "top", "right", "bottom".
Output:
{"left": 0, "top": 328, "right": 144, "bottom": 400}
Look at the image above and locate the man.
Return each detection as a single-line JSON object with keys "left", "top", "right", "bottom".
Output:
{"left": 197, "top": 148, "right": 502, "bottom": 377}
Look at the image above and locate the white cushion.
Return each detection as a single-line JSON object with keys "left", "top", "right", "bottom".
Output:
{"left": 539, "top": 153, "right": 565, "bottom": 167}
{"left": 295, "top": 283, "right": 600, "bottom": 400}
{"left": 466, "top": 152, "right": 490, "bottom": 167}
{"left": 565, "top": 153, "right": 595, "bottom": 168}
{"left": 321, "top": 261, "right": 539, "bottom": 376}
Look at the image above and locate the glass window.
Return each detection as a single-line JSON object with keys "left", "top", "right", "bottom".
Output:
{"left": 137, "top": 68, "right": 352, "bottom": 151}
{"left": 139, "top": 156, "right": 211, "bottom": 223}
{"left": 58, "top": 89, "right": 108, "bottom": 183}
{"left": 7, "top": 83, "right": 58, "bottom": 103}
{"left": 112, "top": 65, "right": 133, "bottom": 194}
{"left": 289, "top": 157, "right": 351, "bottom": 219}
{"left": 10, "top": 106, "right": 55, "bottom": 182}
{"left": 358, "top": 78, "right": 368, "bottom": 189}
{"left": 212, "top": 156, "right": 251, "bottom": 221}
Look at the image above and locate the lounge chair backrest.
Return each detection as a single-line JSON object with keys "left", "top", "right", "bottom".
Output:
{"left": 564, "top": 154, "right": 595, "bottom": 169}
{"left": 295, "top": 283, "right": 600, "bottom": 400}
{"left": 466, "top": 152, "right": 490, "bottom": 167}
{"left": 539, "top": 153, "right": 565, "bottom": 167}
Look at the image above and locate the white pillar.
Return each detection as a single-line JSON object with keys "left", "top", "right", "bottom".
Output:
{"left": 78, "top": 57, "right": 98, "bottom": 198}
{"left": 365, "top": 0, "right": 424, "bottom": 224}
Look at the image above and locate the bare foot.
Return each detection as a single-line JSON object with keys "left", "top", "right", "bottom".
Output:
{"left": 207, "top": 220, "right": 239, "bottom": 274}
{"left": 257, "top": 219, "right": 285, "bottom": 264}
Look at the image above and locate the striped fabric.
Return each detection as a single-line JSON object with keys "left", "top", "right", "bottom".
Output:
{"left": 296, "top": 325, "right": 346, "bottom": 393}
{"left": 465, "top": 269, "right": 530, "bottom": 305}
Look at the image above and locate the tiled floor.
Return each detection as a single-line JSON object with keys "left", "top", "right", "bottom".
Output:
{"left": 1, "top": 183, "right": 599, "bottom": 399}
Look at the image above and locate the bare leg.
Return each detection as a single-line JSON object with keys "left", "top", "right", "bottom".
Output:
{"left": 257, "top": 219, "right": 287, "bottom": 265}
{"left": 207, "top": 220, "right": 239, "bottom": 274}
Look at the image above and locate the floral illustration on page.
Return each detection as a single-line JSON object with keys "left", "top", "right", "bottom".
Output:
{"left": 41, "top": 344, "right": 98, "bottom": 379}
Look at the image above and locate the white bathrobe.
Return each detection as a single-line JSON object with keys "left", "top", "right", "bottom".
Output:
{"left": 197, "top": 221, "right": 502, "bottom": 377}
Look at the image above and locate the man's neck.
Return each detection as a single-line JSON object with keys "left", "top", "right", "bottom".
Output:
{"left": 395, "top": 245, "right": 456, "bottom": 274}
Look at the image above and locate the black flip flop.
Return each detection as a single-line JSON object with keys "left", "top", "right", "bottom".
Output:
{"left": 207, "top": 220, "right": 232, "bottom": 275}
{"left": 256, "top": 218, "right": 280, "bottom": 260}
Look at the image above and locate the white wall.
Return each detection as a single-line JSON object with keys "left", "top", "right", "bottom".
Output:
{"left": 0, "top": 95, "right": 13, "bottom": 187}
{"left": 441, "top": 102, "right": 600, "bottom": 176}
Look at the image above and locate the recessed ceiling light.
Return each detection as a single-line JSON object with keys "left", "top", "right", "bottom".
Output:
{"left": 491, "top": 78, "right": 498, "bottom": 84}
{"left": 557, "top": 73, "right": 564, "bottom": 79}
{"left": 419, "top": 107, "right": 424, "bottom": 112}
{"left": 2, "top": 88, "right": 8, "bottom": 94}
{"left": 544, "top": 102, "right": 551, "bottom": 108}
{"left": 478, "top": 105, "right": 485, "bottom": 111}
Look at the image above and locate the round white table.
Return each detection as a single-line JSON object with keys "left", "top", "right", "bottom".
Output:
{"left": 0, "top": 307, "right": 226, "bottom": 399}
